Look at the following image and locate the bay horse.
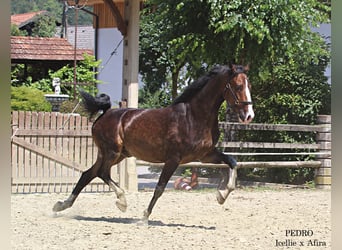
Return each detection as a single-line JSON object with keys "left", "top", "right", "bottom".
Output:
{"left": 52, "top": 64, "right": 254, "bottom": 223}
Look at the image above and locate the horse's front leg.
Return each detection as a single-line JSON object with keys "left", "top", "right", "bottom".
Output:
{"left": 139, "top": 158, "right": 180, "bottom": 224}
{"left": 201, "top": 149, "right": 237, "bottom": 204}
{"left": 227, "top": 167, "right": 237, "bottom": 191}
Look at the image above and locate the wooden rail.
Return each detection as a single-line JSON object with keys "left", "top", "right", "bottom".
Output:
{"left": 137, "top": 115, "right": 331, "bottom": 188}
{"left": 136, "top": 160, "right": 321, "bottom": 169}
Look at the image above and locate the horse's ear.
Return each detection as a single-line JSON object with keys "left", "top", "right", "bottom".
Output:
{"left": 229, "top": 63, "right": 237, "bottom": 73}
{"left": 243, "top": 64, "right": 250, "bottom": 72}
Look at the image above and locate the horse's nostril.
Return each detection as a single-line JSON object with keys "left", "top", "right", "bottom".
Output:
{"left": 246, "top": 115, "right": 253, "bottom": 123}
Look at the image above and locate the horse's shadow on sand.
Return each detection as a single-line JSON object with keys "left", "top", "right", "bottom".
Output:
{"left": 72, "top": 215, "right": 216, "bottom": 230}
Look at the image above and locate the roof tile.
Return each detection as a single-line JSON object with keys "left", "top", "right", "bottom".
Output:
{"left": 11, "top": 36, "right": 93, "bottom": 61}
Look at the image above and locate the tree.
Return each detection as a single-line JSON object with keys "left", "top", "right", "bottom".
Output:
{"left": 48, "top": 53, "right": 102, "bottom": 98}
{"left": 11, "top": 0, "right": 93, "bottom": 26}
{"left": 31, "top": 13, "right": 57, "bottom": 37}
{"left": 140, "top": 1, "right": 211, "bottom": 100}
{"left": 11, "top": 0, "right": 62, "bottom": 16}
{"left": 139, "top": 0, "right": 330, "bottom": 107}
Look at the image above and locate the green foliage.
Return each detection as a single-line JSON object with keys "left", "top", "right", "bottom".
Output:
{"left": 255, "top": 57, "right": 331, "bottom": 125}
{"left": 11, "top": 24, "right": 27, "bottom": 36}
{"left": 49, "top": 53, "right": 102, "bottom": 98}
{"left": 207, "top": 0, "right": 330, "bottom": 66}
{"left": 138, "top": 88, "right": 172, "bottom": 108}
{"left": 31, "top": 14, "right": 57, "bottom": 37}
{"left": 11, "top": 64, "right": 25, "bottom": 86}
{"left": 140, "top": 0, "right": 330, "bottom": 98}
{"left": 30, "top": 78, "right": 54, "bottom": 93}
{"left": 11, "top": 0, "right": 93, "bottom": 26}
{"left": 11, "top": 86, "right": 51, "bottom": 111}
{"left": 11, "top": 54, "right": 102, "bottom": 112}
{"left": 140, "top": 1, "right": 211, "bottom": 99}
{"left": 59, "top": 99, "right": 88, "bottom": 116}
{"left": 11, "top": 0, "right": 62, "bottom": 16}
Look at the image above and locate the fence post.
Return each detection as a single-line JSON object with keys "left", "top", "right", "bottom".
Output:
{"left": 315, "top": 115, "right": 331, "bottom": 189}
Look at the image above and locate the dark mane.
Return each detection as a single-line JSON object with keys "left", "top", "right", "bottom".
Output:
{"left": 172, "top": 65, "right": 230, "bottom": 105}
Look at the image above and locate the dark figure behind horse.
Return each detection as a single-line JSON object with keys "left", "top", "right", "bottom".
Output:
{"left": 53, "top": 64, "right": 254, "bottom": 223}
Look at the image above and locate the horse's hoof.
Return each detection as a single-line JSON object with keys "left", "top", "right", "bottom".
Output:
{"left": 52, "top": 201, "right": 65, "bottom": 212}
{"left": 116, "top": 200, "right": 127, "bottom": 212}
{"left": 216, "top": 190, "right": 227, "bottom": 205}
{"left": 137, "top": 210, "right": 149, "bottom": 226}
{"left": 53, "top": 200, "right": 73, "bottom": 212}
{"left": 136, "top": 218, "right": 148, "bottom": 226}
{"left": 226, "top": 188, "right": 234, "bottom": 199}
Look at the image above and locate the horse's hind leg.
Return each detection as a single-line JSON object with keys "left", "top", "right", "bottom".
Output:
{"left": 98, "top": 156, "right": 127, "bottom": 212}
{"left": 107, "top": 177, "right": 127, "bottom": 212}
{"left": 52, "top": 158, "right": 102, "bottom": 212}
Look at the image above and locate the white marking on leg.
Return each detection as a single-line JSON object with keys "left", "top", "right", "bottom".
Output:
{"left": 108, "top": 181, "right": 127, "bottom": 212}
{"left": 227, "top": 168, "right": 237, "bottom": 190}
{"left": 244, "top": 79, "right": 254, "bottom": 121}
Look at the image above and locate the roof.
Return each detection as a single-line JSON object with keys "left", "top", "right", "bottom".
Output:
{"left": 11, "top": 11, "right": 48, "bottom": 28}
{"left": 66, "top": 0, "right": 125, "bottom": 5}
{"left": 11, "top": 36, "right": 93, "bottom": 62}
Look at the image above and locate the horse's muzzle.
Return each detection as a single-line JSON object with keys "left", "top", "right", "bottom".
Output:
{"left": 238, "top": 107, "right": 254, "bottom": 124}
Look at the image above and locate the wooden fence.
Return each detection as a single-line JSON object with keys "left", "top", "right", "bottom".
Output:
{"left": 11, "top": 111, "right": 331, "bottom": 193}
{"left": 138, "top": 115, "right": 331, "bottom": 188}
{"left": 11, "top": 111, "right": 113, "bottom": 193}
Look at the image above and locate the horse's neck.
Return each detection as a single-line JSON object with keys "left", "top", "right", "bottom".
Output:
{"left": 189, "top": 82, "right": 224, "bottom": 126}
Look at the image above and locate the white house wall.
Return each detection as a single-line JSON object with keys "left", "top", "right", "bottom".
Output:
{"left": 97, "top": 27, "right": 124, "bottom": 107}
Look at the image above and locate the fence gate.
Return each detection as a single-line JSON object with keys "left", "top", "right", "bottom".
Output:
{"left": 11, "top": 111, "right": 117, "bottom": 193}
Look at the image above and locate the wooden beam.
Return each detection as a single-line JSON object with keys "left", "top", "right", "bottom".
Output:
{"left": 103, "top": 0, "right": 127, "bottom": 35}
{"left": 218, "top": 141, "right": 320, "bottom": 150}
{"left": 11, "top": 136, "right": 83, "bottom": 172}
{"left": 14, "top": 129, "right": 92, "bottom": 137}
{"left": 136, "top": 160, "right": 321, "bottom": 169}
{"left": 219, "top": 122, "right": 331, "bottom": 133}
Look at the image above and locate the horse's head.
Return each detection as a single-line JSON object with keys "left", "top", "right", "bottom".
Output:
{"left": 223, "top": 64, "right": 254, "bottom": 123}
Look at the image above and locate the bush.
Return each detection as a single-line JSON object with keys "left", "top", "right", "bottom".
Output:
{"left": 59, "top": 99, "right": 89, "bottom": 117}
{"left": 11, "top": 86, "right": 51, "bottom": 111}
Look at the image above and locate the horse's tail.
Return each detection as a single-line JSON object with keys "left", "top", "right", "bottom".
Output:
{"left": 79, "top": 90, "right": 111, "bottom": 118}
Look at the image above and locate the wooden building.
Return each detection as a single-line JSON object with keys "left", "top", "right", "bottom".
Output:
{"left": 11, "top": 36, "right": 92, "bottom": 82}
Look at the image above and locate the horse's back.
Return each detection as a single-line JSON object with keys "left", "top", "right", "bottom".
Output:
{"left": 91, "top": 107, "right": 171, "bottom": 161}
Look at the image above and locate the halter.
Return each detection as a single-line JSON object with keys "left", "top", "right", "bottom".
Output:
{"left": 224, "top": 76, "right": 253, "bottom": 106}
